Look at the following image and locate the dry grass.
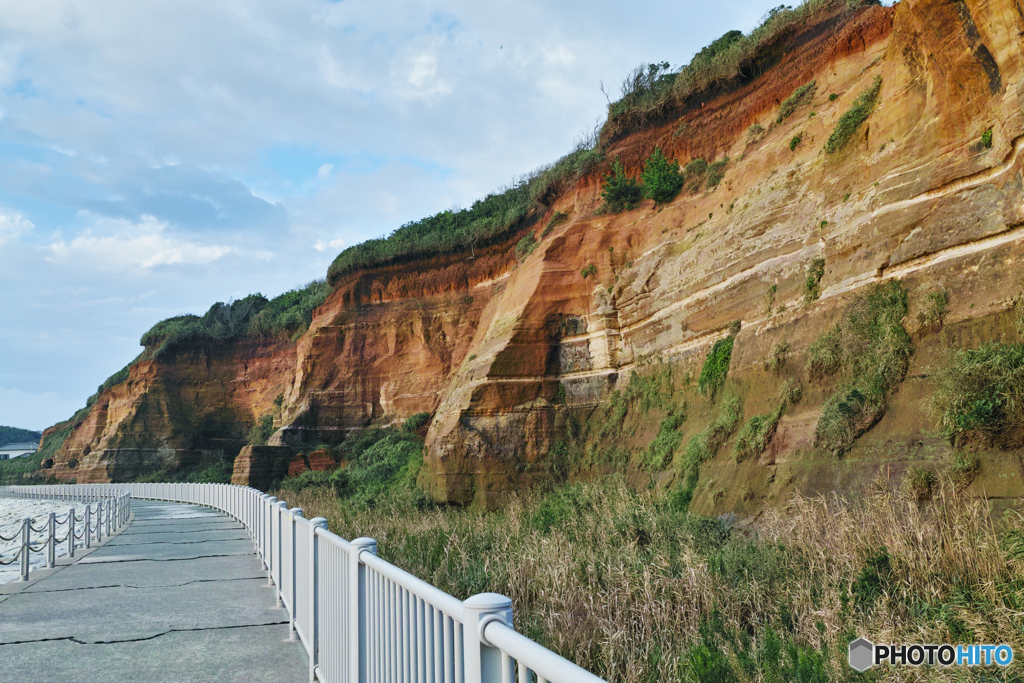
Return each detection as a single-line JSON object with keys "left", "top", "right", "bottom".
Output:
{"left": 277, "top": 478, "right": 1024, "bottom": 682}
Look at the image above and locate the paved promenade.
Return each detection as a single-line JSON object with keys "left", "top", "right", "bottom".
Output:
{"left": 0, "top": 500, "right": 307, "bottom": 682}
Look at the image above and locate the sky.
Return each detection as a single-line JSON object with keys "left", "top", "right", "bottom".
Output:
{"left": 0, "top": 0, "right": 811, "bottom": 431}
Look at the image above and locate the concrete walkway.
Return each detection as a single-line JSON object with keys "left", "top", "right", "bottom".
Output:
{"left": 0, "top": 500, "right": 307, "bottom": 682}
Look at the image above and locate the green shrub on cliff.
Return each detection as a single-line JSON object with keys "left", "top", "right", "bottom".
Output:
{"left": 641, "top": 147, "right": 684, "bottom": 204}
{"left": 327, "top": 131, "right": 602, "bottom": 280}
{"left": 803, "top": 258, "right": 826, "bottom": 303}
{"left": 277, "top": 426, "right": 427, "bottom": 509}
{"left": 140, "top": 280, "right": 331, "bottom": 357}
{"left": 604, "top": 2, "right": 850, "bottom": 141}
{"left": 248, "top": 415, "right": 275, "bottom": 445}
{"left": 247, "top": 280, "right": 331, "bottom": 339}
{"left": 601, "top": 159, "right": 643, "bottom": 212}
{"left": 824, "top": 75, "right": 882, "bottom": 154}
{"left": 814, "top": 280, "right": 911, "bottom": 455}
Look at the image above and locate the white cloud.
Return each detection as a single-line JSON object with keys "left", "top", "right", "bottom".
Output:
{"left": 47, "top": 215, "right": 232, "bottom": 271}
{"left": 314, "top": 237, "right": 345, "bottom": 252}
{"left": 317, "top": 163, "right": 334, "bottom": 178}
{"left": 393, "top": 48, "right": 452, "bottom": 101}
{"left": 0, "top": 210, "right": 34, "bottom": 245}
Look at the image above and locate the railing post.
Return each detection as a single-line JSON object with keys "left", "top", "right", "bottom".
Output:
{"left": 47, "top": 512, "right": 56, "bottom": 568}
{"left": 288, "top": 508, "right": 303, "bottom": 642}
{"left": 349, "top": 537, "right": 378, "bottom": 683}
{"left": 68, "top": 508, "right": 75, "bottom": 558}
{"left": 266, "top": 496, "right": 278, "bottom": 580}
{"left": 463, "top": 593, "right": 513, "bottom": 683}
{"left": 20, "top": 517, "right": 30, "bottom": 581}
{"left": 275, "top": 501, "right": 287, "bottom": 604}
{"left": 85, "top": 505, "right": 92, "bottom": 549}
{"left": 309, "top": 517, "right": 328, "bottom": 683}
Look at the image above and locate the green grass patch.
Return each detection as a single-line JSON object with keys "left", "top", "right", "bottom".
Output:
{"left": 824, "top": 75, "right": 882, "bottom": 155}
{"left": 789, "top": 134, "right": 802, "bottom": 151}
{"left": 515, "top": 233, "right": 538, "bottom": 262}
{"left": 946, "top": 451, "right": 980, "bottom": 490}
{"left": 901, "top": 466, "right": 936, "bottom": 502}
{"left": 580, "top": 263, "right": 597, "bottom": 279}
{"left": 777, "top": 81, "right": 817, "bottom": 124}
{"left": 814, "top": 280, "right": 912, "bottom": 456}
{"left": 763, "top": 341, "right": 790, "bottom": 374}
{"left": 698, "top": 335, "right": 735, "bottom": 399}
{"left": 805, "top": 324, "right": 842, "bottom": 381}
{"left": 673, "top": 395, "right": 742, "bottom": 512}
{"left": 705, "top": 158, "right": 729, "bottom": 188}
{"left": 981, "top": 128, "right": 993, "bottom": 149}
{"left": 541, "top": 211, "right": 568, "bottom": 238}
{"left": 734, "top": 403, "right": 786, "bottom": 462}
{"left": 929, "top": 342, "right": 1024, "bottom": 440}
{"left": 645, "top": 412, "right": 686, "bottom": 470}
{"left": 275, "top": 426, "right": 427, "bottom": 509}
{"left": 916, "top": 289, "right": 948, "bottom": 332}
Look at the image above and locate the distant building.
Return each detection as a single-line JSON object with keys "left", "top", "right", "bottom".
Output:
{"left": 0, "top": 442, "right": 39, "bottom": 461}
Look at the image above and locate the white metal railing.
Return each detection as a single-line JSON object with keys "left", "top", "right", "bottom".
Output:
{"left": 0, "top": 483, "right": 605, "bottom": 683}
{"left": 0, "top": 486, "right": 131, "bottom": 581}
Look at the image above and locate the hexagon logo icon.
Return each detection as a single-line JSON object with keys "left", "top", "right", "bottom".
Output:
{"left": 849, "top": 638, "right": 874, "bottom": 672}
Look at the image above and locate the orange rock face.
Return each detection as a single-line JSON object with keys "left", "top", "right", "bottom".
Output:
{"left": 48, "top": 0, "right": 1024, "bottom": 510}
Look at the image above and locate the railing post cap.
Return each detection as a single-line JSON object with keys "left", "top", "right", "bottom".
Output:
{"left": 351, "top": 536, "right": 377, "bottom": 550}
{"left": 290, "top": 507, "right": 304, "bottom": 517}
{"left": 267, "top": 496, "right": 278, "bottom": 503}
{"left": 309, "top": 517, "right": 328, "bottom": 528}
{"left": 463, "top": 592, "right": 513, "bottom": 611}
{"left": 275, "top": 500, "right": 288, "bottom": 508}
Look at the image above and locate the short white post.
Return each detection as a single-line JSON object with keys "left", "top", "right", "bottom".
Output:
{"left": 20, "top": 517, "right": 30, "bottom": 581}
{"left": 463, "top": 593, "right": 513, "bottom": 683}
{"left": 85, "top": 505, "right": 92, "bottom": 549}
{"left": 288, "top": 508, "right": 303, "bottom": 641}
{"left": 68, "top": 508, "right": 76, "bottom": 558}
{"left": 349, "top": 537, "right": 377, "bottom": 683}
{"left": 47, "top": 512, "right": 56, "bottom": 568}
{"left": 309, "top": 517, "right": 328, "bottom": 683}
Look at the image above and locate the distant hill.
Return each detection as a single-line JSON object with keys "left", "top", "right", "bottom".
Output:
{"left": 0, "top": 426, "right": 42, "bottom": 447}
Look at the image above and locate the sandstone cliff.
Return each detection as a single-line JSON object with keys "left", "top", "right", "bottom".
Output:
{"left": 46, "top": 0, "right": 1024, "bottom": 512}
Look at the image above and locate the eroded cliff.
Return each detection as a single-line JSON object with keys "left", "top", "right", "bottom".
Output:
{"left": 44, "top": 0, "right": 1024, "bottom": 513}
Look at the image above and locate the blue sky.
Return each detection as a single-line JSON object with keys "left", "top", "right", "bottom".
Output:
{"left": 0, "top": 0, "right": 803, "bottom": 430}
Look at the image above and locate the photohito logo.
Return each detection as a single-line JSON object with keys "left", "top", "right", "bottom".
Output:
{"left": 849, "top": 639, "right": 1014, "bottom": 671}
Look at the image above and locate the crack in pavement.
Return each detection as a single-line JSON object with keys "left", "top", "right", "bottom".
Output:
{"left": 79, "top": 552, "right": 257, "bottom": 565}
{"left": 22, "top": 576, "right": 269, "bottom": 595}
{"left": 122, "top": 525, "right": 244, "bottom": 536}
{"left": 0, "top": 620, "right": 291, "bottom": 647}
{"left": 109, "top": 537, "right": 250, "bottom": 547}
